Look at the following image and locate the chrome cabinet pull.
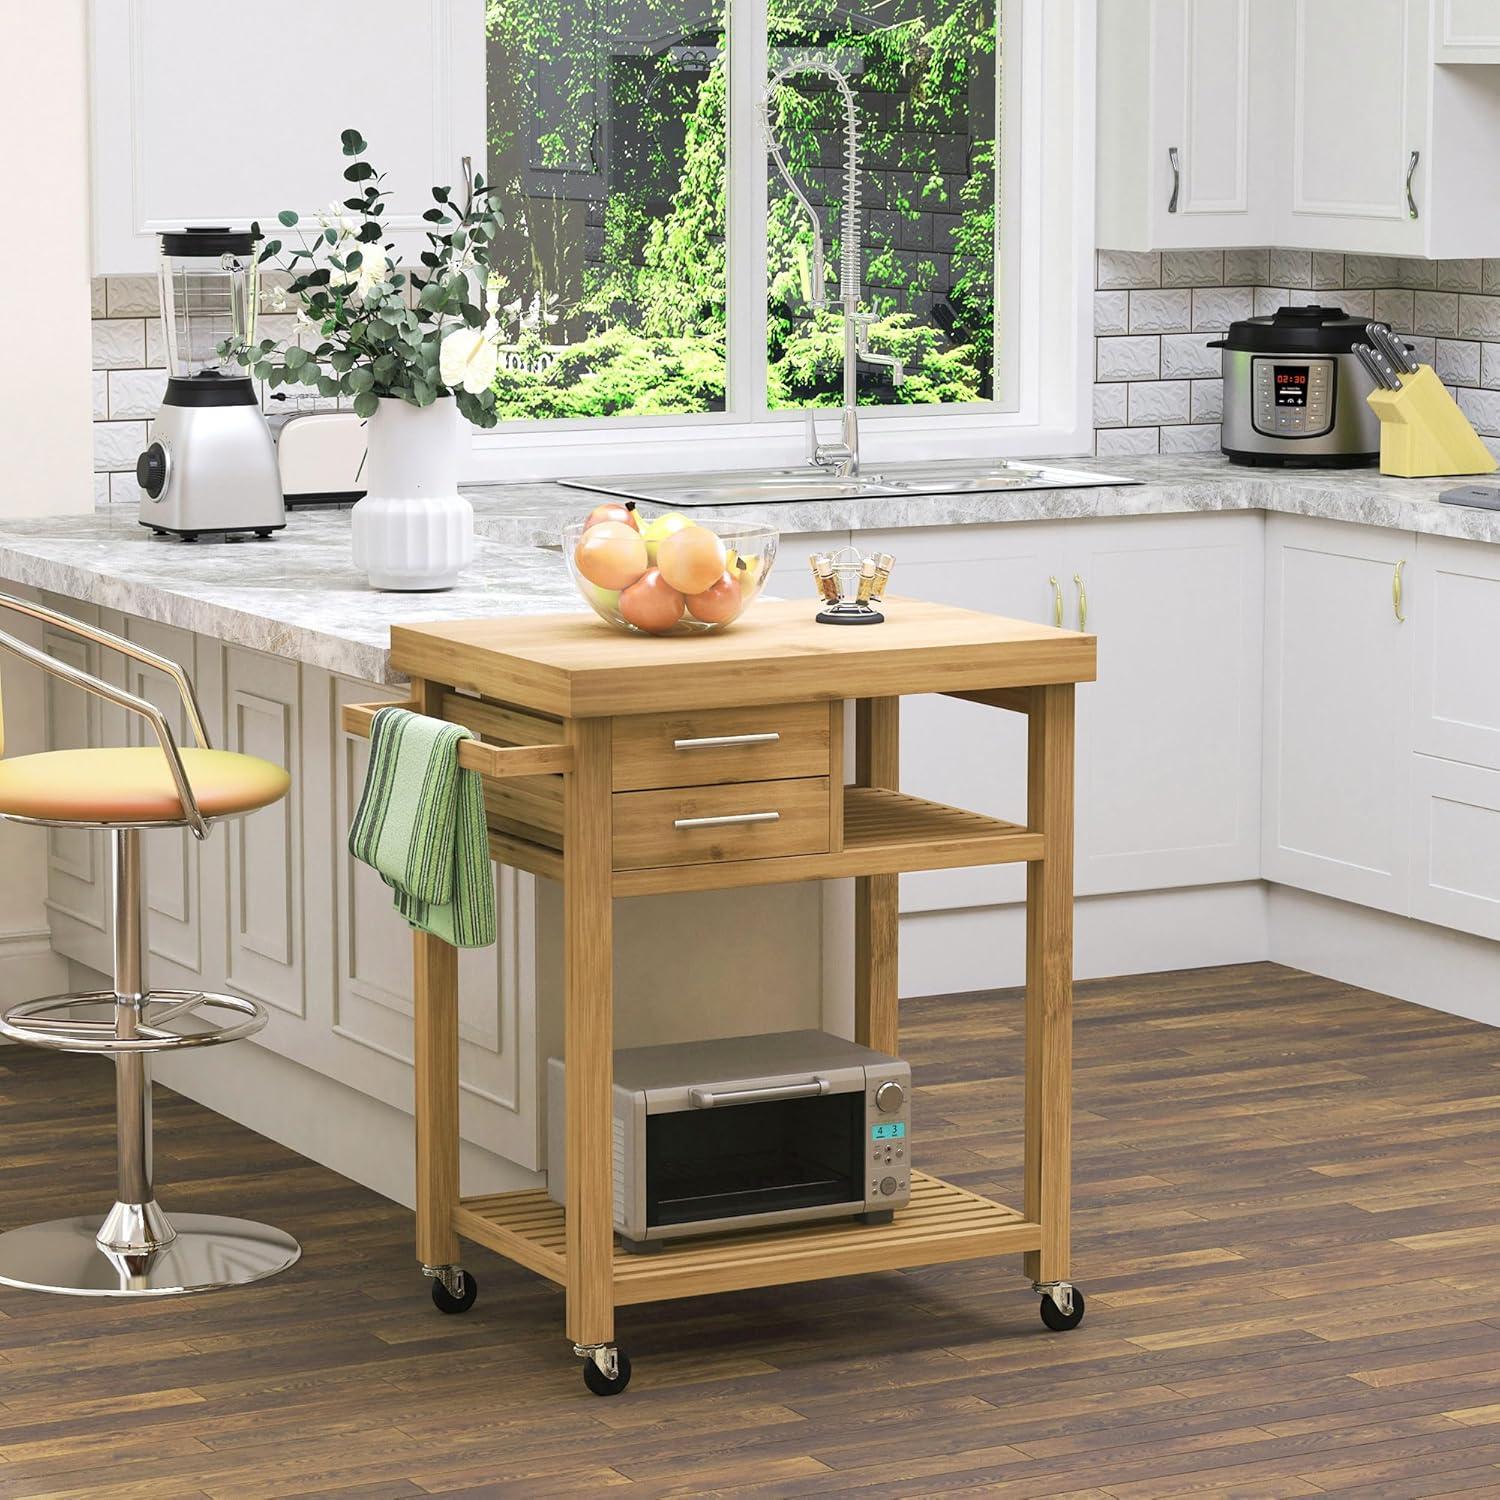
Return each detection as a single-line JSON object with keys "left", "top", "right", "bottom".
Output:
{"left": 1073, "top": 573, "right": 1088, "bottom": 631}
{"left": 1406, "top": 150, "right": 1420, "bottom": 220}
{"left": 673, "top": 731, "right": 781, "bottom": 750}
{"left": 1393, "top": 559, "right": 1407, "bottom": 623}
{"left": 1049, "top": 575, "right": 1063, "bottom": 627}
{"left": 1167, "top": 146, "right": 1181, "bottom": 213}
{"left": 690, "top": 1076, "right": 832, "bottom": 1108}
{"left": 673, "top": 810, "right": 781, "bottom": 829}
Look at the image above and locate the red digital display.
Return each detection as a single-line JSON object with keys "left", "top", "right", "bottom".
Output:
{"left": 1273, "top": 363, "right": 1309, "bottom": 407}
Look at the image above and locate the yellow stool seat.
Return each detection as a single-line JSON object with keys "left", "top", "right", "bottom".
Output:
{"left": 0, "top": 746, "right": 289, "bottom": 825}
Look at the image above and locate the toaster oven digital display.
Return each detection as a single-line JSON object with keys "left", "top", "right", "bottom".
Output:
{"left": 872, "top": 1122, "right": 906, "bottom": 1140}
{"left": 1273, "top": 365, "right": 1310, "bottom": 407}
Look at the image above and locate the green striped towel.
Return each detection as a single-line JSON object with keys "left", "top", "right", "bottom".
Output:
{"left": 348, "top": 707, "right": 495, "bottom": 949}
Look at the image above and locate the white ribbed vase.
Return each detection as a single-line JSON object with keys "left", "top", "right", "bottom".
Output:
{"left": 351, "top": 397, "right": 474, "bottom": 591}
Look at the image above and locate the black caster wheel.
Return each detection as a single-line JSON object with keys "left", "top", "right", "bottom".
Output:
{"left": 1039, "top": 1287, "right": 1085, "bottom": 1332}
{"left": 582, "top": 1349, "right": 632, "bottom": 1397}
{"left": 430, "top": 1270, "right": 477, "bottom": 1314}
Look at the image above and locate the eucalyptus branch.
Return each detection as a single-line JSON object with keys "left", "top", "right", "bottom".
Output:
{"left": 221, "top": 128, "right": 507, "bottom": 427}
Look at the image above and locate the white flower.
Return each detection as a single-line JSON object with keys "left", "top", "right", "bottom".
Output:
{"left": 353, "top": 254, "right": 387, "bottom": 300}
{"left": 439, "top": 326, "right": 499, "bottom": 394}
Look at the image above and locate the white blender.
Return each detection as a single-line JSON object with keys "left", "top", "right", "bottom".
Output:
{"left": 136, "top": 229, "right": 285, "bottom": 541}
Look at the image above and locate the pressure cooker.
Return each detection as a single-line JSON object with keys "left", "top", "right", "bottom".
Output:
{"left": 1209, "top": 305, "right": 1382, "bottom": 467}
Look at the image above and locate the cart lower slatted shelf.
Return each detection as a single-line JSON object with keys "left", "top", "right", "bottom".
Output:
{"left": 453, "top": 1172, "right": 1041, "bottom": 1305}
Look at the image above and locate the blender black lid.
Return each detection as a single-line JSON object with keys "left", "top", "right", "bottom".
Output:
{"left": 1207, "top": 304, "right": 1368, "bottom": 354}
{"left": 160, "top": 226, "right": 258, "bottom": 256}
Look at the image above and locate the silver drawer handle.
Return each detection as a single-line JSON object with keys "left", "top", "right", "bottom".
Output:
{"left": 1406, "top": 149, "right": 1420, "bottom": 220}
{"left": 1167, "top": 146, "right": 1181, "bottom": 213}
{"left": 690, "top": 1077, "right": 832, "bottom": 1108}
{"left": 673, "top": 732, "right": 781, "bottom": 750}
{"left": 673, "top": 811, "right": 781, "bottom": 829}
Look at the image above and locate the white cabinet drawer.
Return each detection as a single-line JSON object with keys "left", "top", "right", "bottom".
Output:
{"left": 1410, "top": 755, "right": 1500, "bottom": 941}
{"left": 1411, "top": 535, "right": 1500, "bottom": 772}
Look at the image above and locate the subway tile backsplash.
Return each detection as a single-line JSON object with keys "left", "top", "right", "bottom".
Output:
{"left": 1093, "top": 247, "right": 1500, "bottom": 457}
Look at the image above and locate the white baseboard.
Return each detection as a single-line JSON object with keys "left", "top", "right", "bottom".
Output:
{"left": 1267, "top": 886, "right": 1500, "bottom": 1028}
{"left": 0, "top": 928, "right": 68, "bottom": 1025}
{"left": 900, "top": 882, "right": 1271, "bottom": 996}
{"left": 148, "top": 1026, "right": 540, "bottom": 1211}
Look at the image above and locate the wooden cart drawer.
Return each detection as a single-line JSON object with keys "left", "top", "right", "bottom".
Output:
{"left": 612, "top": 778, "right": 831, "bottom": 869}
{"left": 612, "top": 702, "right": 832, "bottom": 791}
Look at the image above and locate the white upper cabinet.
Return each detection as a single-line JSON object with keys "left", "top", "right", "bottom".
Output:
{"left": 1281, "top": 0, "right": 1430, "bottom": 252}
{"left": 1097, "top": 0, "right": 1278, "bottom": 250}
{"left": 88, "top": 0, "right": 486, "bottom": 274}
{"left": 1099, "top": 0, "right": 1500, "bottom": 256}
{"left": 1436, "top": 0, "right": 1500, "bottom": 60}
{"left": 1276, "top": 0, "right": 1500, "bottom": 257}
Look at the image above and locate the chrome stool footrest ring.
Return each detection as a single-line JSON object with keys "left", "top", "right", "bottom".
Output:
{"left": 0, "top": 988, "right": 267, "bottom": 1053}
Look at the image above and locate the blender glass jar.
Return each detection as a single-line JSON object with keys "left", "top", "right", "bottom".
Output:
{"left": 157, "top": 228, "right": 260, "bottom": 381}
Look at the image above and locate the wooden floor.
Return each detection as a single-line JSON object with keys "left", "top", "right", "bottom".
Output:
{"left": 1, "top": 964, "right": 1499, "bottom": 1497}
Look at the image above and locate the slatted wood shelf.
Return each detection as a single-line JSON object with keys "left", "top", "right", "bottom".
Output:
{"left": 453, "top": 1171, "right": 1039, "bottom": 1306}
{"left": 611, "top": 787, "right": 1041, "bottom": 895}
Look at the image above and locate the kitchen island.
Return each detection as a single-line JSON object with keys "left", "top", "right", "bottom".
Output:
{"left": 4, "top": 451, "right": 1500, "bottom": 1202}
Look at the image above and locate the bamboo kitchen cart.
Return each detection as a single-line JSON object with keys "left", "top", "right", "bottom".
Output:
{"left": 344, "top": 598, "right": 1096, "bottom": 1396}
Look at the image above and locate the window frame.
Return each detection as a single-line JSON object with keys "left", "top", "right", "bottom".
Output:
{"left": 464, "top": 0, "right": 1095, "bottom": 481}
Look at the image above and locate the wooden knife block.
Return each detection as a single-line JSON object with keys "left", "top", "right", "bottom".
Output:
{"left": 1367, "top": 364, "right": 1498, "bottom": 478}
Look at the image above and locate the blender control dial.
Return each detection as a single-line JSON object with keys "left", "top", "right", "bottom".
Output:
{"left": 136, "top": 442, "right": 169, "bottom": 500}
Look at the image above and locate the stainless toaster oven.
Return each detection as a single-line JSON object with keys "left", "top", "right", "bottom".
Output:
{"left": 547, "top": 1030, "right": 911, "bottom": 1251}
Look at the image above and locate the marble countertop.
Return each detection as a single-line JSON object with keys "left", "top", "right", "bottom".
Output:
{"left": 465, "top": 454, "right": 1500, "bottom": 548}
{"left": 3, "top": 454, "right": 1497, "bottom": 684}
{"left": 0, "top": 508, "right": 581, "bottom": 684}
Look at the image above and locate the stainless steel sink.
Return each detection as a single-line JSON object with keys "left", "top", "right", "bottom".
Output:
{"left": 559, "top": 460, "right": 1132, "bottom": 507}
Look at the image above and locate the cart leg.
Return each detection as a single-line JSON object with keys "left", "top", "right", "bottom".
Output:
{"left": 563, "top": 717, "right": 617, "bottom": 1368}
{"left": 1023, "top": 683, "right": 1074, "bottom": 1290}
{"left": 413, "top": 931, "right": 461, "bottom": 1275}
{"left": 854, "top": 698, "right": 900, "bottom": 1055}
{"left": 409, "top": 678, "right": 464, "bottom": 1292}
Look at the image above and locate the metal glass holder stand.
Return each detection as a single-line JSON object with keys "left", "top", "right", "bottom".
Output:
{"left": 814, "top": 545, "right": 889, "bottom": 626}
{"left": 0, "top": 829, "right": 300, "bottom": 1297}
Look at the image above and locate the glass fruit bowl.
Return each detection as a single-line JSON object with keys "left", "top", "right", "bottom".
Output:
{"left": 563, "top": 513, "right": 779, "bottom": 635}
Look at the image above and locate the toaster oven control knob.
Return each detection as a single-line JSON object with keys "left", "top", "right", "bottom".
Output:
{"left": 876, "top": 1080, "right": 905, "bottom": 1114}
{"left": 136, "top": 442, "right": 169, "bottom": 500}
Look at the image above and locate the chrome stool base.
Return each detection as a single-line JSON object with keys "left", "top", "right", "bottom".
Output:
{"left": 0, "top": 1212, "right": 300, "bottom": 1298}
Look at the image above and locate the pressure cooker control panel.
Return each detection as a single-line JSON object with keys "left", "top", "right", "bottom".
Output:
{"left": 1252, "top": 356, "right": 1334, "bottom": 438}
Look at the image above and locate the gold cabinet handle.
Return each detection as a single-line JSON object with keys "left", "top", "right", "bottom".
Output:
{"left": 1049, "top": 575, "right": 1063, "bottom": 627}
{"left": 1393, "top": 559, "right": 1406, "bottom": 623}
{"left": 1073, "top": 573, "right": 1088, "bottom": 631}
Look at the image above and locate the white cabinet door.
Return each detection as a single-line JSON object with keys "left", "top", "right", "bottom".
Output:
{"left": 89, "top": 0, "right": 486, "bottom": 273}
{"left": 1098, "top": 0, "right": 1275, "bottom": 249}
{"left": 1280, "top": 0, "right": 1430, "bottom": 254}
{"left": 1410, "top": 534, "right": 1500, "bottom": 771}
{"left": 1409, "top": 755, "right": 1500, "bottom": 939}
{"left": 885, "top": 512, "right": 1262, "bottom": 912}
{"left": 1262, "top": 516, "right": 1414, "bottom": 914}
{"left": 1437, "top": 0, "right": 1500, "bottom": 60}
{"left": 1070, "top": 513, "right": 1263, "bottom": 895}
{"left": 326, "top": 674, "right": 542, "bottom": 1171}
{"left": 221, "top": 646, "right": 304, "bottom": 1023}
{"left": 120, "top": 617, "right": 215, "bottom": 986}
{"left": 877, "top": 523, "right": 1059, "bottom": 914}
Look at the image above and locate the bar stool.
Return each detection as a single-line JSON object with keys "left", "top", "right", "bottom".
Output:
{"left": 0, "top": 594, "right": 300, "bottom": 1296}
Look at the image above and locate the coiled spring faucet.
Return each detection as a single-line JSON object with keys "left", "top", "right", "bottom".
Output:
{"left": 761, "top": 59, "right": 905, "bottom": 477}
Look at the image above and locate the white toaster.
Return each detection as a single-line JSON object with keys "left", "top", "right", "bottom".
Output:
{"left": 275, "top": 412, "right": 367, "bottom": 506}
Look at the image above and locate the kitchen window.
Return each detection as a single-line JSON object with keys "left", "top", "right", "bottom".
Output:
{"left": 471, "top": 0, "right": 1093, "bottom": 476}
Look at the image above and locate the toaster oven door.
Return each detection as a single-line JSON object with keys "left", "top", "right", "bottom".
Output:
{"left": 645, "top": 1083, "right": 865, "bottom": 1233}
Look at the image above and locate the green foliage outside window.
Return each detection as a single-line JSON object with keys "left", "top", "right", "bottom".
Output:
{"left": 483, "top": 0, "right": 997, "bottom": 421}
